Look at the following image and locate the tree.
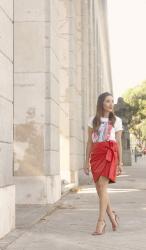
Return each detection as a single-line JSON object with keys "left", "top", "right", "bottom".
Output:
{"left": 122, "top": 81, "right": 146, "bottom": 143}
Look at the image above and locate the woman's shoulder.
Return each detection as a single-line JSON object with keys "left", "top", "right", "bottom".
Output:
{"left": 114, "top": 115, "right": 123, "bottom": 131}
{"left": 115, "top": 115, "right": 122, "bottom": 121}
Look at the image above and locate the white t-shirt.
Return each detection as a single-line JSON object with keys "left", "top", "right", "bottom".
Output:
{"left": 88, "top": 115, "right": 123, "bottom": 143}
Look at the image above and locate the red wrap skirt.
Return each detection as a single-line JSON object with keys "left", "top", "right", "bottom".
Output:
{"left": 89, "top": 140, "right": 119, "bottom": 184}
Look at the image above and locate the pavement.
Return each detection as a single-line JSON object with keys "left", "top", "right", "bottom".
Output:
{"left": 0, "top": 155, "right": 146, "bottom": 250}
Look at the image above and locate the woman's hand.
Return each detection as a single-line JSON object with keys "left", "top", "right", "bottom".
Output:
{"left": 116, "top": 162, "right": 123, "bottom": 176}
{"left": 83, "top": 161, "right": 91, "bottom": 175}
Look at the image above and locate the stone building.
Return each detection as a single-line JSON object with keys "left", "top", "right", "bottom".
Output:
{"left": 0, "top": 0, "right": 112, "bottom": 237}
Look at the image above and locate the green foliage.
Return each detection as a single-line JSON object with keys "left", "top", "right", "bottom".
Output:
{"left": 140, "top": 120, "right": 146, "bottom": 141}
{"left": 122, "top": 81, "right": 146, "bottom": 141}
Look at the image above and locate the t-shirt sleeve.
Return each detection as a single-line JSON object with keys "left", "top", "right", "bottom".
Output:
{"left": 88, "top": 116, "right": 94, "bottom": 128}
{"left": 114, "top": 116, "right": 123, "bottom": 132}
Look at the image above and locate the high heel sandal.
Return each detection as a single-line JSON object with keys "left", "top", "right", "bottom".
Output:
{"left": 112, "top": 210, "right": 119, "bottom": 231}
{"left": 92, "top": 220, "right": 107, "bottom": 235}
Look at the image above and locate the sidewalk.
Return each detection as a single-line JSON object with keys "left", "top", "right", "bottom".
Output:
{"left": 0, "top": 157, "right": 146, "bottom": 250}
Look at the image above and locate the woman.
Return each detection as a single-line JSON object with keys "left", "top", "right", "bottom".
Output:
{"left": 83, "top": 92, "right": 123, "bottom": 236}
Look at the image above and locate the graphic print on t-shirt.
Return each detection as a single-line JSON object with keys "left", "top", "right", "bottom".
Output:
{"left": 98, "top": 121, "right": 108, "bottom": 141}
{"left": 88, "top": 115, "right": 123, "bottom": 143}
{"left": 92, "top": 121, "right": 113, "bottom": 142}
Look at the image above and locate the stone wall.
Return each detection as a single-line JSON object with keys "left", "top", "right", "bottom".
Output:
{"left": 0, "top": 0, "right": 112, "bottom": 237}
{"left": 0, "top": 0, "right": 15, "bottom": 238}
{"left": 0, "top": 0, "right": 113, "bottom": 239}
{"left": 12, "top": 0, "right": 112, "bottom": 204}
{"left": 14, "top": 0, "right": 61, "bottom": 204}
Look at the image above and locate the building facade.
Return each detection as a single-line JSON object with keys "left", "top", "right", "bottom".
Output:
{"left": 0, "top": 1, "right": 15, "bottom": 238}
{"left": 0, "top": 0, "right": 112, "bottom": 238}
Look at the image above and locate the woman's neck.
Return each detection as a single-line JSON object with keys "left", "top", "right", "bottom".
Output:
{"left": 102, "top": 112, "right": 109, "bottom": 118}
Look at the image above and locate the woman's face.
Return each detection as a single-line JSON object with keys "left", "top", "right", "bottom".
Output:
{"left": 103, "top": 95, "right": 114, "bottom": 113}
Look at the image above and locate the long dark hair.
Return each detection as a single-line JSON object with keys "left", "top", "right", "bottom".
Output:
{"left": 92, "top": 92, "right": 116, "bottom": 131}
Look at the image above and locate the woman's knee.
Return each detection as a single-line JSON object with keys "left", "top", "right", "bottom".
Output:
{"left": 96, "top": 176, "right": 109, "bottom": 191}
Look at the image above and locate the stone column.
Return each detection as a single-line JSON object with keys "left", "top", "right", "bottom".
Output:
{"left": 95, "top": 0, "right": 113, "bottom": 93}
{"left": 0, "top": 1, "right": 15, "bottom": 238}
{"left": 14, "top": 0, "right": 61, "bottom": 204}
{"left": 69, "top": 0, "right": 82, "bottom": 185}
{"left": 81, "top": 0, "right": 90, "bottom": 129}
{"left": 57, "top": 0, "right": 72, "bottom": 191}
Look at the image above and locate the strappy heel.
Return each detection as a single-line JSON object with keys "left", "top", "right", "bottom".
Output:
{"left": 92, "top": 220, "right": 107, "bottom": 235}
{"left": 112, "top": 210, "right": 119, "bottom": 231}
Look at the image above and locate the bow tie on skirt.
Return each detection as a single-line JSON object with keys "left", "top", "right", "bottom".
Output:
{"left": 89, "top": 140, "right": 119, "bottom": 184}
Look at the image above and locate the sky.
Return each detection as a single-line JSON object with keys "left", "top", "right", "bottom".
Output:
{"left": 107, "top": 0, "right": 146, "bottom": 103}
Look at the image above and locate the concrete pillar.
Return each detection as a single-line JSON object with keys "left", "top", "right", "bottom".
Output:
{"left": 58, "top": 0, "right": 74, "bottom": 189}
{"left": 68, "top": 0, "right": 85, "bottom": 185}
{"left": 14, "top": 0, "right": 61, "bottom": 204}
{"left": 95, "top": 0, "right": 113, "bottom": 93}
{"left": 0, "top": 1, "right": 15, "bottom": 238}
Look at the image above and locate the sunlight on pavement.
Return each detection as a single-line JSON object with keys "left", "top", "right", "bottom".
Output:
{"left": 77, "top": 187, "right": 140, "bottom": 194}
{"left": 117, "top": 174, "right": 130, "bottom": 178}
{"left": 108, "top": 188, "right": 140, "bottom": 193}
{"left": 77, "top": 188, "right": 96, "bottom": 193}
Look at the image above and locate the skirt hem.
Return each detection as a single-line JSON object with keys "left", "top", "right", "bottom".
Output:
{"left": 93, "top": 175, "right": 116, "bottom": 184}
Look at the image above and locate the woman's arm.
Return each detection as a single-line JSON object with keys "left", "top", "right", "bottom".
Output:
{"left": 83, "top": 127, "right": 93, "bottom": 175}
{"left": 115, "top": 130, "right": 123, "bottom": 174}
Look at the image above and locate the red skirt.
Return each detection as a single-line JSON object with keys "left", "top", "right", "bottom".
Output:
{"left": 89, "top": 140, "right": 119, "bottom": 184}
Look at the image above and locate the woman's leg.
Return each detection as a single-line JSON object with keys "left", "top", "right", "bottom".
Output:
{"left": 96, "top": 176, "right": 109, "bottom": 221}
{"left": 95, "top": 177, "right": 118, "bottom": 227}
{"left": 93, "top": 176, "right": 109, "bottom": 233}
